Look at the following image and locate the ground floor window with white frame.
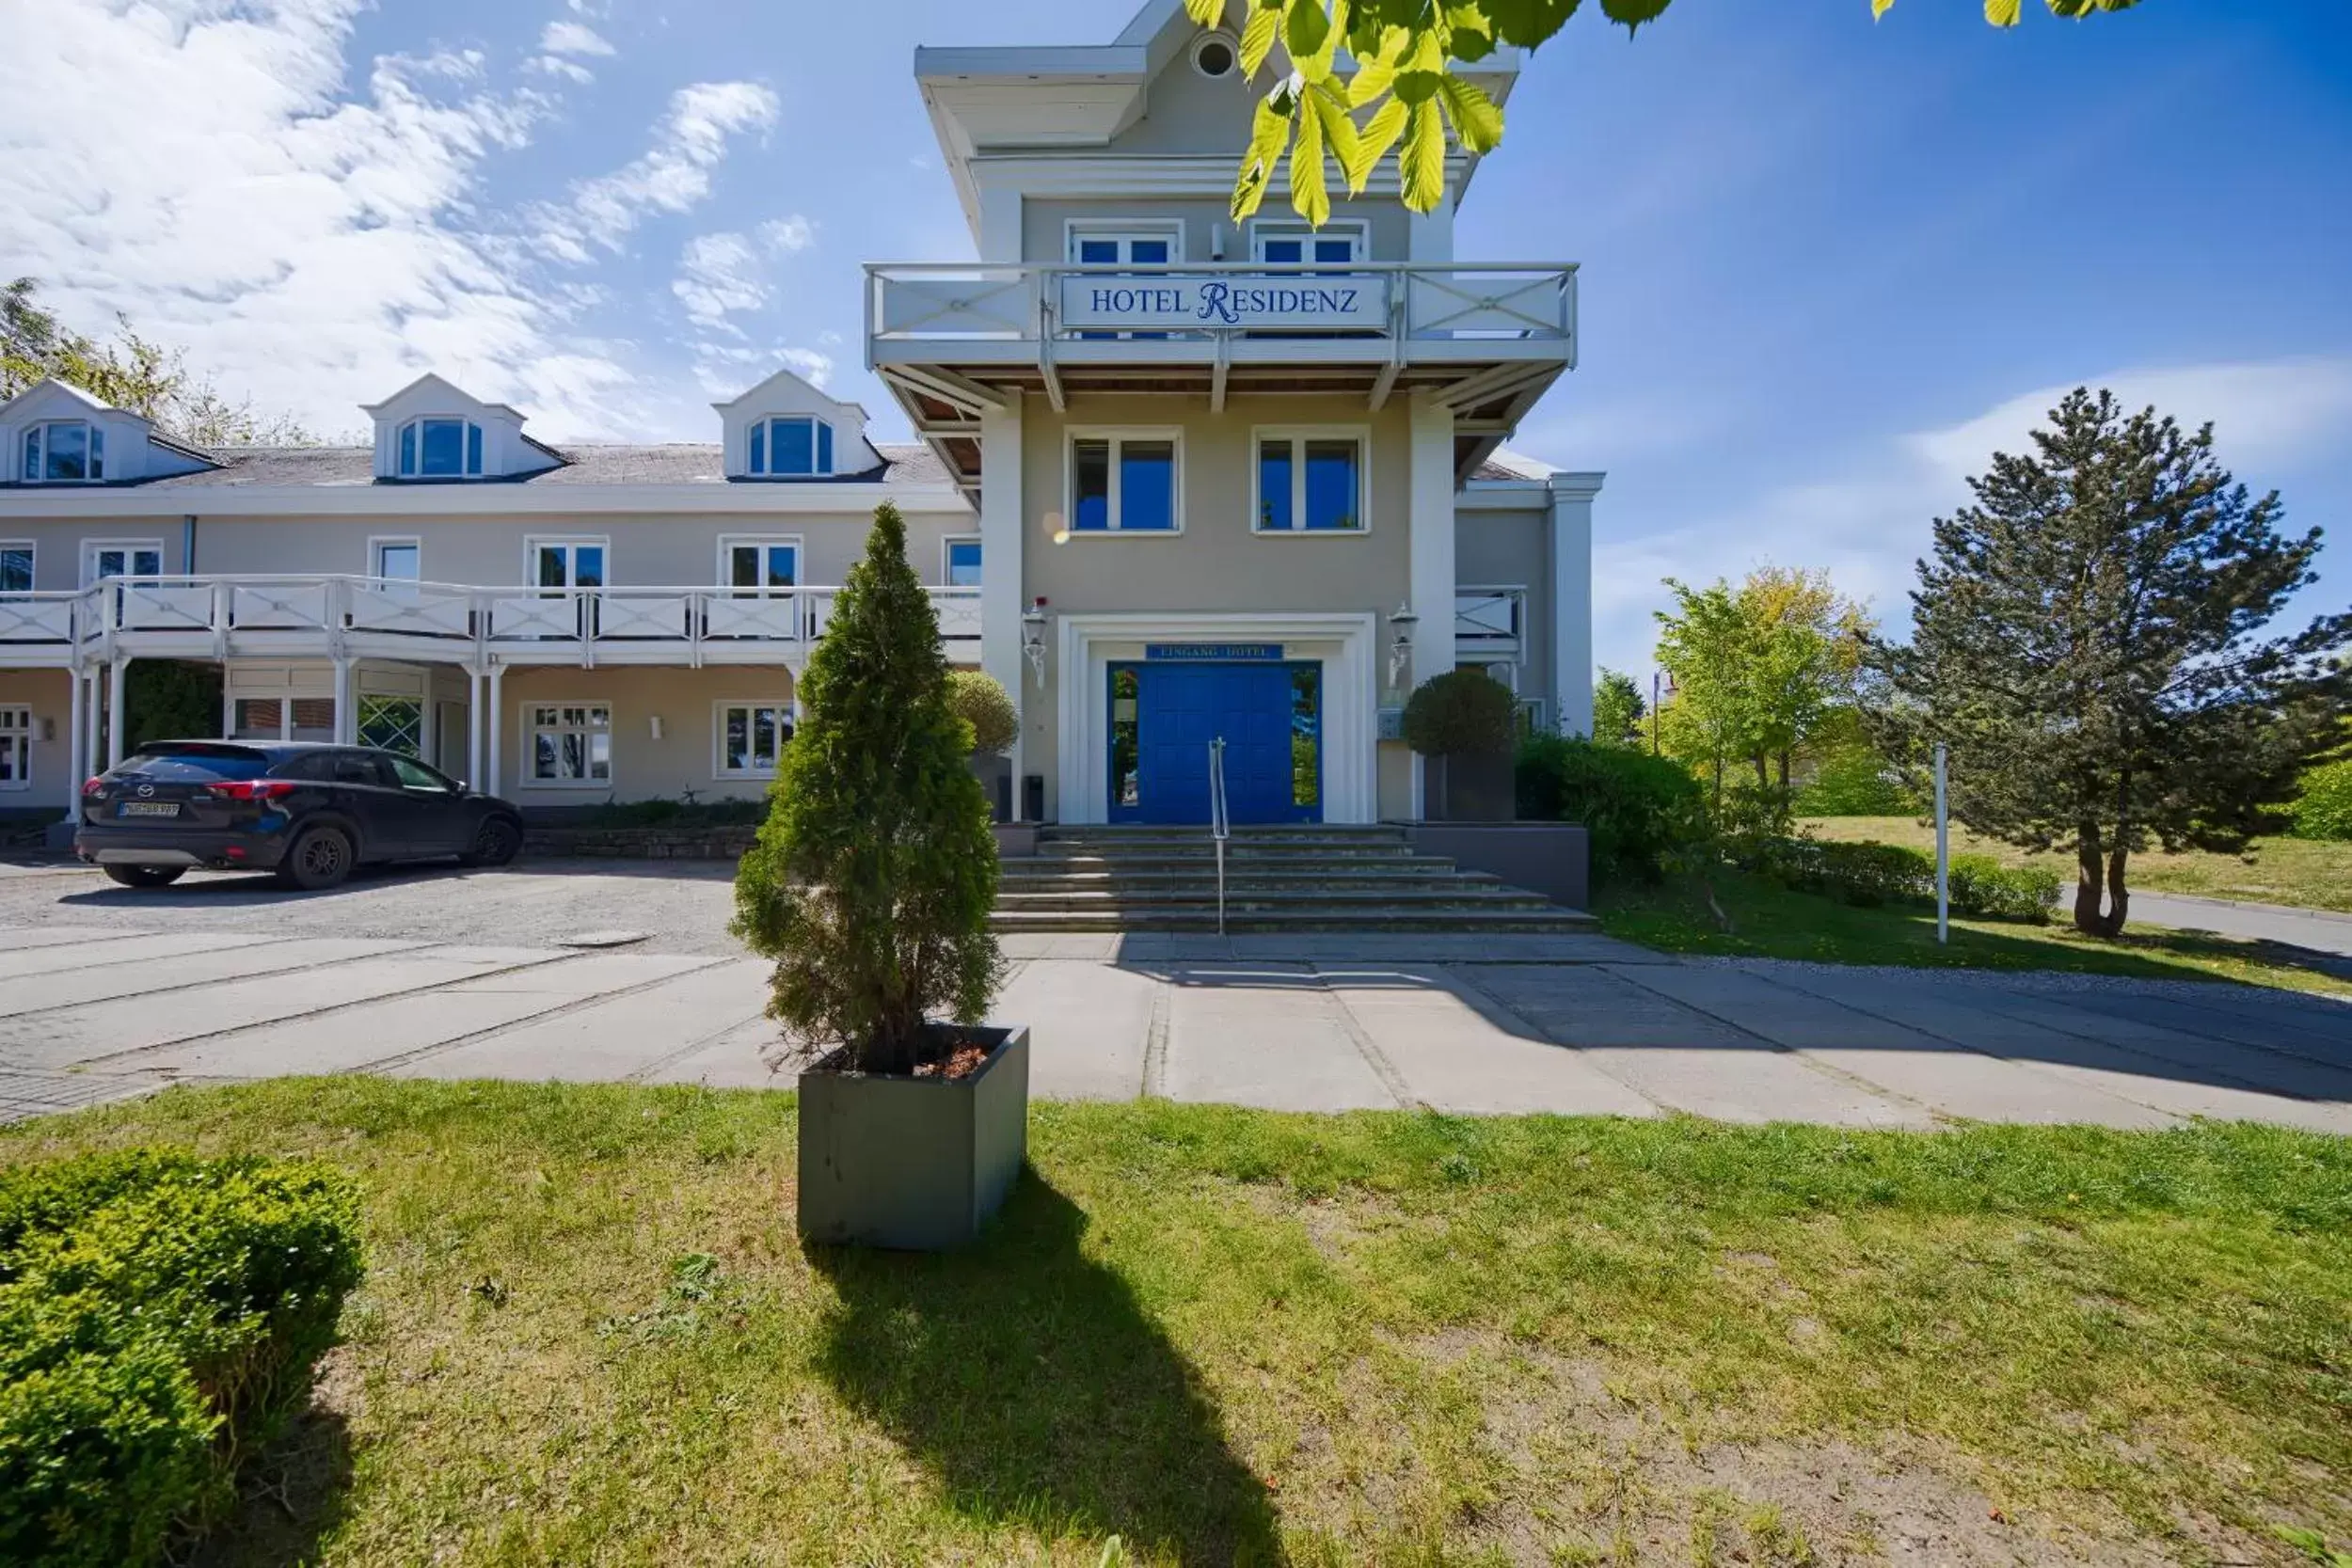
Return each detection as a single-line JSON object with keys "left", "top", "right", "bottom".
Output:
{"left": 715, "top": 700, "right": 793, "bottom": 778}
{"left": 0, "top": 706, "right": 29, "bottom": 789}
{"left": 529, "top": 702, "right": 612, "bottom": 784}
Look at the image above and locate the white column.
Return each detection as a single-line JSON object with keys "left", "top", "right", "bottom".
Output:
{"left": 485, "top": 663, "right": 506, "bottom": 798}
{"left": 331, "top": 657, "right": 354, "bottom": 745}
{"left": 978, "top": 399, "right": 1026, "bottom": 820}
{"left": 63, "top": 665, "right": 87, "bottom": 816}
{"left": 467, "top": 666, "right": 485, "bottom": 789}
{"left": 105, "top": 657, "right": 129, "bottom": 768}
{"left": 220, "top": 676, "right": 236, "bottom": 739}
{"left": 1406, "top": 393, "right": 1457, "bottom": 691}
{"left": 1549, "top": 472, "right": 1603, "bottom": 738}
{"left": 84, "top": 667, "right": 103, "bottom": 775}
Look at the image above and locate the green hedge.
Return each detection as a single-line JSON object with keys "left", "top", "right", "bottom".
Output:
{"left": 0, "top": 1150, "right": 363, "bottom": 1567}
{"left": 1516, "top": 735, "right": 1707, "bottom": 883}
{"left": 1756, "top": 838, "right": 2061, "bottom": 923}
{"left": 2291, "top": 758, "right": 2352, "bottom": 842}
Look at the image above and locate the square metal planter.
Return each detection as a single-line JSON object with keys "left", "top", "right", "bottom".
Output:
{"left": 795, "top": 1024, "right": 1029, "bottom": 1251}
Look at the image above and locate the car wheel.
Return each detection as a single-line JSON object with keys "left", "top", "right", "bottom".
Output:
{"left": 102, "top": 864, "right": 186, "bottom": 890}
{"left": 459, "top": 816, "right": 523, "bottom": 868}
{"left": 276, "top": 826, "right": 355, "bottom": 891}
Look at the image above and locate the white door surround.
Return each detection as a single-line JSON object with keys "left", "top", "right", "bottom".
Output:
{"left": 1053, "top": 610, "right": 1378, "bottom": 826}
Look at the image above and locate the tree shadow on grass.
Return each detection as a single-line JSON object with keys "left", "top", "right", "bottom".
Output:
{"left": 806, "top": 1172, "right": 1284, "bottom": 1565}
{"left": 185, "top": 1402, "right": 354, "bottom": 1568}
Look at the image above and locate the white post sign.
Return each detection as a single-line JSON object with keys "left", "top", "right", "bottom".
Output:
{"left": 1057, "top": 273, "right": 1391, "bottom": 334}
{"left": 1934, "top": 742, "right": 1950, "bottom": 945}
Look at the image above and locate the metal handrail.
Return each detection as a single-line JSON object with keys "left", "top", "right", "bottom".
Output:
{"left": 1208, "top": 736, "right": 1231, "bottom": 938}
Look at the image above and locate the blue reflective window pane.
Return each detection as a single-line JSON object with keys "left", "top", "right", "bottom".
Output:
{"left": 1073, "top": 440, "right": 1110, "bottom": 531}
{"left": 772, "top": 419, "right": 814, "bottom": 475}
{"left": 420, "top": 419, "right": 465, "bottom": 476}
{"left": 749, "top": 422, "right": 765, "bottom": 474}
{"left": 399, "top": 422, "right": 416, "bottom": 474}
{"left": 1130, "top": 239, "right": 1169, "bottom": 264}
{"left": 45, "top": 423, "right": 88, "bottom": 482}
{"left": 1078, "top": 240, "right": 1119, "bottom": 263}
{"left": 466, "top": 422, "right": 483, "bottom": 475}
{"left": 1120, "top": 441, "right": 1175, "bottom": 531}
{"left": 88, "top": 426, "right": 103, "bottom": 479}
{"left": 573, "top": 546, "right": 604, "bottom": 589}
{"left": 765, "top": 546, "right": 796, "bottom": 586}
{"left": 816, "top": 420, "right": 833, "bottom": 473}
{"left": 1258, "top": 440, "right": 1293, "bottom": 530}
{"left": 0, "top": 546, "right": 31, "bottom": 593}
{"left": 1263, "top": 239, "right": 1304, "bottom": 263}
{"left": 946, "top": 540, "right": 983, "bottom": 586}
{"left": 1313, "top": 238, "right": 1354, "bottom": 263}
{"left": 1304, "top": 440, "right": 1359, "bottom": 530}
{"left": 22, "top": 429, "right": 39, "bottom": 482}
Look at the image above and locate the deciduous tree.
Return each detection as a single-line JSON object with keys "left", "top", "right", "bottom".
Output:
{"left": 1870, "top": 388, "right": 2349, "bottom": 937}
{"left": 1592, "top": 667, "right": 1645, "bottom": 748}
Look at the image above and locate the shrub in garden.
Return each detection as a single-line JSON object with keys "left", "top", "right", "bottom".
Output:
{"left": 1516, "top": 734, "right": 1705, "bottom": 882}
{"left": 0, "top": 1149, "right": 363, "bottom": 1568}
{"left": 2291, "top": 757, "right": 2352, "bottom": 841}
{"left": 1401, "top": 668, "right": 1518, "bottom": 757}
{"left": 1755, "top": 838, "right": 2059, "bottom": 922}
{"left": 1948, "top": 852, "right": 2062, "bottom": 923}
{"left": 731, "top": 503, "right": 1003, "bottom": 1075}
{"left": 946, "top": 669, "right": 1019, "bottom": 757}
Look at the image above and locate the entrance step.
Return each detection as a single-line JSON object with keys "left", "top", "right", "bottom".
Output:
{"left": 993, "top": 823, "right": 1592, "bottom": 934}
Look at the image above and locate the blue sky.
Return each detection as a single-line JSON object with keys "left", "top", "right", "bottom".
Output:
{"left": 7, "top": 0, "right": 2348, "bottom": 675}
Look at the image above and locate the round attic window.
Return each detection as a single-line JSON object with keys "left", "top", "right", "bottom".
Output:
{"left": 1192, "top": 33, "right": 1238, "bottom": 79}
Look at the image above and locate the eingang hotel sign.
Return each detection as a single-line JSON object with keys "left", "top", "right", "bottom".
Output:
{"left": 1057, "top": 272, "right": 1390, "bottom": 333}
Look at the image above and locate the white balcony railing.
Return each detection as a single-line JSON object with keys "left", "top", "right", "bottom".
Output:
{"left": 0, "top": 576, "right": 984, "bottom": 665}
{"left": 866, "top": 261, "right": 1577, "bottom": 355}
{"left": 1456, "top": 589, "right": 1524, "bottom": 654}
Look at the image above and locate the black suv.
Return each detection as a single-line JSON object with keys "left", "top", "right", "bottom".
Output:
{"left": 77, "top": 741, "right": 525, "bottom": 891}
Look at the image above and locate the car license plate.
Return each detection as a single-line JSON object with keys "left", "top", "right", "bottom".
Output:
{"left": 117, "top": 801, "right": 180, "bottom": 818}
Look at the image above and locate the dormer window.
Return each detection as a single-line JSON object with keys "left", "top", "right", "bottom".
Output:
{"left": 23, "top": 421, "right": 104, "bottom": 483}
{"left": 396, "top": 418, "right": 484, "bottom": 478}
{"left": 748, "top": 416, "right": 834, "bottom": 478}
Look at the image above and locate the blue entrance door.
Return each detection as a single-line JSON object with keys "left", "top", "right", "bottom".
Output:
{"left": 1111, "top": 662, "right": 1318, "bottom": 825}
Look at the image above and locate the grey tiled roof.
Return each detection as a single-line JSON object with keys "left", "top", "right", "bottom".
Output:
{"left": 135, "top": 441, "right": 954, "bottom": 490}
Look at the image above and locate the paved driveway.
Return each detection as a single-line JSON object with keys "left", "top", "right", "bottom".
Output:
{"left": 1, "top": 862, "right": 2348, "bottom": 1132}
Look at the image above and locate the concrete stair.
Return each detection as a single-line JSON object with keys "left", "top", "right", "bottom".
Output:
{"left": 993, "top": 824, "right": 1596, "bottom": 933}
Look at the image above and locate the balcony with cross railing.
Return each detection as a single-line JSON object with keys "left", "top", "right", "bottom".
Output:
{"left": 0, "top": 576, "right": 984, "bottom": 670}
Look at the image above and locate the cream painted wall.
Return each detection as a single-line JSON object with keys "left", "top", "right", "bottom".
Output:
{"left": 497, "top": 665, "right": 797, "bottom": 807}
{"left": 0, "top": 517, "right": 186, "bottom": 590}
{"left": 1455, "top": 502, "right": 1555, "bottom": 713}
{"left": 0, "top": 669, "right": 72, "bottom": 811}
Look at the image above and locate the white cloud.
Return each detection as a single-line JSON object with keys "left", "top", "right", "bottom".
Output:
{"left": 674, "top": 232, "right": 769, "bottom": 329}
{"left": 759, "top": 214, "right": 817, "bottom": 254}
{"left": 532, "top": 81, "right": 780, "bottom": 262}
{"left": 539, "top": 20, "right": 615, "bottom": 56}
{"left": 524, "top": 55, "right": 595, "bottom": 84}
{"left": 1592, "top": 356, "right": 2352, "bottom": 676}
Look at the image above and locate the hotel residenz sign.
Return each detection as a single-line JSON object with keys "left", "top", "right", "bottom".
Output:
{"left": 1057, "top": 273, "right": 1390, "bottom": 333}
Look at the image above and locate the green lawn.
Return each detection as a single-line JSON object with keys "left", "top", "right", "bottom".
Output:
{"left": 8, "top": 1081, "right": 2349, "bottom": 1566}
{"left": 1803, "top": 816, "right": 2352, "bottom": 916}
{"left": 1597, "top": 867, "right": 2352, "bottom": 999}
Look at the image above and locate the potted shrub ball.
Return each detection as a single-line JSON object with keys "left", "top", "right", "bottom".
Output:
{"left": 947, "top": 668, "right": 1020, "bottom": 822}
{"left": 732, "top": 503, "right": 1019, "bottom": 1251}
{"left": 1401, "top": 668, "right": 1519, "bottom": 822}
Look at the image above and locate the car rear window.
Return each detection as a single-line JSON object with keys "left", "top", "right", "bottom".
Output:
{"left": 113, "top": 749, "right": 273, "bottom": 783}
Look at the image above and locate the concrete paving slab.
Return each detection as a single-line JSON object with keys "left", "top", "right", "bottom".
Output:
{"left": 0, "top": 1069, "right": 167, "bottom": 1124}
{"left": 0, "top": 931, "right": 283, "bottom": 982}
{"left": 438, "top": 953, "right": 716, "bottom": 993}
{"left": 1460, "top": 965, "right": 1929, "bottom": 1127}
{"left": 1159, "top": 965, "right": 1398, "bottom": 1112}
{"left": 1116, "top": 932, "right": 1654, "bottom": 964}
{"left": 640, "top": 1018, "right": 788, "bottom": 1087}
{"left": 1318, "top": 966, "right": 1658, "bottom": 1117}
{"left": 0, "top": 938, "right": 428, "bottom": 1020}
{"left": 2070, "top": 989, "right": 2352, "bottom": 1069}
{"left": 0, "top": 924, "right": 152, "bottom": 953}
{"left": 0, "top": 947, "right": 567, "bottom": 1069}
{"left": 999, "top": 933, "right": 1123, "bottom": 961}
{"left": 396, "top": 958, "right": 755, "bottom": 1082}
{"left": 998, "top": 958, "right": 1154, "bottom": 1101}
{"left": 1957, "top": 987, "right": 2352, "bottom": 1113}
{"left": 1612, "top": 965, "right": 2170, "bottom": 1128}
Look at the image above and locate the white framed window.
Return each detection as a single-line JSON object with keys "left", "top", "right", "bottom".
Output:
{"left": 370, "top": 536, "right": 421, "bottom": 581}
{"left": 942, "top": 535, "right": 982, "bottom": 588}
{"left": 1067, "top": 429, "right": 1182, "bottom": 534}
{"left": 83, "top": 539, "right": 165, "bottom": 584}
{"left": 718, "top": 535, "right": 802, "bottom": 594}
{"left": 1253, "top": 428, "right": 1367, "bottom": 533}
{"left": 22, "top": 421, "right": 105, "bottom": 483}
{"left": 0, "top": 705, "right": 30, "bottom": 790}
{"left": 0, "top": 540, "right": 32, "bottom": 594}
{"left": 527, "top": 537, "right": 608, "bottom": 591}
{"left": 714, "top": 699, "right": 794, "bottom": 779}
{"left": 1252, "top": 220, "right": 1366, "bottom": 267}
{"left": 396, "top": 418, "right": 483, "bottom": 478}
{"left": 1065, "top": 221, "right": 1181, "bottom": 267}
{"left": 527, "top": 702, "right": 612, "bottom": 785}
{"left": 748, "top": 416, "right": 834, "bottom": 477}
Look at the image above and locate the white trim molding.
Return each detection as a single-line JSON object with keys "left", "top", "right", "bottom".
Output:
{"left": 1053, "top": 610, "right": 1378, "bottom": 826}
{"left": 711, "top": 695, "right": 797, "bottom": 780}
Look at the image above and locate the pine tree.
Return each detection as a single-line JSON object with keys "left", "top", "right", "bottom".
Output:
{"left": 731, "top": 503, "right": 1003, "bottom": 1074}
{"left": 1872, "top": 388, "right": 2349, "bottom": 937}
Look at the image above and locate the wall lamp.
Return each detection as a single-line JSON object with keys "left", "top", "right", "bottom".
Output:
{"left": 1022, "top": 597, "right": 1050, "bottom": 689}
{"left": 1386, "top": 601, "right": 1419, "bottom": 692}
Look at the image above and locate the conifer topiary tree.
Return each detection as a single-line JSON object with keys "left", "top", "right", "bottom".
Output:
{"left": 1870, "top": 388, "right": 2350, "bottom": 938}
{"left": 731, "top": 503, "right": 1003, "bottom": 1075}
